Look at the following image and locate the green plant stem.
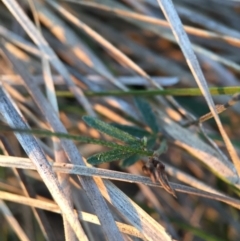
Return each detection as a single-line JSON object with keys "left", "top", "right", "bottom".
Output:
{"left": 0, "top": 125, "right": 153, "bottom": 156}
{"left": 56, "top": 86, "right": 240, "bottom": 98}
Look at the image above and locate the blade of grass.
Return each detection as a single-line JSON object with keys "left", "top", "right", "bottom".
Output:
{"left": 26, "top": 0, "right": 75, "bottom": 239}
{"left": 46, "top": 0, "right": 152, "bottom": 86}
{"left": 94, "top": 178, "right": 173, "bottom": 241}
{"left": 56, "top": 86, "right": 240, "bottom": 97}
{"left": 157, "top": 0, "right": 240, "bottom": 176}
{"left": 0, "top": 190, "right": 144, "bottom": 239}
{"left": 0, "top": 200, "right": 30, "bottom": 241}
{"left": 157, "top": 109, "right": 239, "bottom": 186}
{"left": 2, "top": 0, "right": 95, "bottom": 116}
{"left": 1, "top": 156, "right": 240, "bottom": 210}
{"left": 36, "top": 1, "right": 127, "bottom": 91}
{"left": 48, "top": 0, "right": 191, "bottom": 122}
{"left": 72, "top": 1, "right": 240, "bottom": 48}
{"left": 0, "top": 87, "right": 88, "bottom": 241}
{"left": 184, "top": 93, "right": 240, "bottom": 126}
{"left": 1, "top": 46, "right": 124, "bottom": 241}
{"left": 0, "top": 135, "right": 57, "bottom": 241}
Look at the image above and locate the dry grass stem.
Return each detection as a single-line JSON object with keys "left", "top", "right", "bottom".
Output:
{"left": 1, "top": 0, "right": 240, "bottom": 240}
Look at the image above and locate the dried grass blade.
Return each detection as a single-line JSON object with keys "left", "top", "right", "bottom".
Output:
{"left": 0, "top": 200, "right": 30, "bottom": 241}
{"left": 156, "top": 0, "right": 240, "bottom": 177}
{"left": 0, "top": 136, "right": 57, "bottom": 241}
{"left": 36, "top": 3, "right": 127, "bottom": 91}
{"left": 157, "top": 110, "right": 238, "bottom": 186}
{"left": 94, "top": 178, "right": 173, "bottom": 241}
{"left": 47, "top": 0, "right": 151, "bottom": 82}
{"left": 74, "top": 1, "right": 240, "bottom": 47}
{"left": 1, "top": 46, "right": 124, "bottom": 241}
{"left": 0, "top": 190, "right": 145, "bottom": 240}
{"left": 27, "top": 0, "right": 73, "bottom": 238}
{"left": 1, "top": 0, "right": 95, "bottom": 116}
{"left": 34, "top": 1, "right": 75, "bottom": 237}
{"left": 0, "top": 88, "right": 88, "bottom": 241}
{"left": 0, "top": 26, "right": 42, "bottom": 56}
{"left": 1, "top": 156, "right": 240, "bottom": 210}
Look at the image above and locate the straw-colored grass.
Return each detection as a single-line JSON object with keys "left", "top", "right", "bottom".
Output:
{"left": 0, "top": 0, "right": 240, "bottom": 240}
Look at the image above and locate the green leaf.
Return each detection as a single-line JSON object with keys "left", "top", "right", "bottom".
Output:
{"left": 134, "top": 97, "right": 159, "bottom": 133}
{"left": 87, "top": 149, "right": 135, "bottom": 165}
{"left": 120, "top": 154, "right": 141, "bottom": 167}
{"left": 83, "top": 116, "right": 142, "bottom": 146}
{"left": 110, "top": 124, "right": 151, "bottom": 138}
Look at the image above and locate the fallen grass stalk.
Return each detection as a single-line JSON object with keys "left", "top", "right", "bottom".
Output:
{"left": 0, "top": 190, "right": 145, "bottom": 239}
{"left": 1, "top": 156, "right": 240, "bottom": 210}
